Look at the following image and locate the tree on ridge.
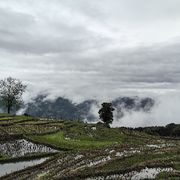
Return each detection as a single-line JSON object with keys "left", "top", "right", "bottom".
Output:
{"left": 98, "top": 102, "right": 115, "bottom": 127}
{"left": 0, "top": 77, "right": 27, "bottom": 113}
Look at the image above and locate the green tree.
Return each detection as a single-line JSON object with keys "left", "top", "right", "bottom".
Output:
{"left": 165, "top": 123, "right": 177, "bottom": 136}
{"left": 172, "top": 126, "right": 180, "bottom": 136}
{"left": 0, "top": 77, "right": 27, "bottom": 113}
{"left": 98, "top": 102, "right": 115, "bottom": 127}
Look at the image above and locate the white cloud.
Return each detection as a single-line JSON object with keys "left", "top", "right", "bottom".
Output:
{"left": 112, "top": 92, "right": 180, "bottom": 127}
{"left": 0, "top": 0, "right": 180, "bottom": 108}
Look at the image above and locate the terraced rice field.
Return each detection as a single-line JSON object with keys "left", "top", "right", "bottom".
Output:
{"left": 1, "top": 114, "right": 180, "bottom": 179}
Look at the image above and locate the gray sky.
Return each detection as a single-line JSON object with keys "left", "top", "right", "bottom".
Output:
{"left": 1, "top": 0, "right": 180, "bottom": 103}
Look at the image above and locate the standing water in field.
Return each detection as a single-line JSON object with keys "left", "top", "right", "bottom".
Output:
{"left": 0, "top": 139, "right": 58, "bottom": 157}
{"left": 0, "top": 157, "right": 49, "bottom": 177}
{"left": 0, "top": 139, "right": 59, "bottom": 178}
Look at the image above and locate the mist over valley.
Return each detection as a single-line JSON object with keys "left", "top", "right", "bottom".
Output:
{"left": 19, "top": 95, "right": 154, "bottom": 126}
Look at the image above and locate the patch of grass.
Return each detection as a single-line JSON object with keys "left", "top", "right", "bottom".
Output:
{"left": 13, "top": 115, "right": 36, "bottom": 120}
{"left": 2, "top": 113, "right": 180, "bottom": 179}
{"left": 173, "top": 163, "right": 180, "bottom": 170}
{"left": 27, "top": 130, "right": 117, "bottom": 150}
{"left": 0, "top": 117, "right": 14, "bottom": 121}
{"left": 19, "top": 120, "right": 61, "bottom": 125}
{"left": 0, "top": 113, "right": 14, "bottom": 117}
{"left": 98, "top": 153, "right": 176, "bottom": 171}
{"left": 63, "top": 122, "right": 127, "bottom": 143}
{"left": 156, "top": 171, "right": 169, "bottom": 179}
{"left": 0, "top": 151, "right": 58, "bottom": 163}
{"left": 37, "top": 172, "right": 47, "bottom": 178}
{"left": 0, "top": 152, "right": 10, "bottom": 159}
{"left": 26, "top": 121, "right": 137, "bottom": 150}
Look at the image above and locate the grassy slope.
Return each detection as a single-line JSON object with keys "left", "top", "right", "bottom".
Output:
{"left": 0, "top": 114, "right": 62, "bottom": 136}
{"left": 1, "top": 114, "right": 180, "bottom": 180}
{"left": 27, "top": 122, "right": 128, "bottom": 150}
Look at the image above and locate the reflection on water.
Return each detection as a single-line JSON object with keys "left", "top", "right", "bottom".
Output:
{"left": 0, "top": 157, "right": 48, "bottom": 177}
{"left": 0, "top": 139, "right": 57, "bottom": 157}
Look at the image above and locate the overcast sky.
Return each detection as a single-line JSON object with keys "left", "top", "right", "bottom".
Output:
{"left": 1, "top": 0, "right": 180, "bottom": 103}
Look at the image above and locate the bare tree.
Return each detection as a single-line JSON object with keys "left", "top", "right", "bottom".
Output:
{"left": 0, "top": 77, "right": 27, "bottom": 113}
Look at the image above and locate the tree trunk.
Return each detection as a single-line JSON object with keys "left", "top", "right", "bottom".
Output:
{"left": 8, "top": 107, "right": 10, "bottom": 114}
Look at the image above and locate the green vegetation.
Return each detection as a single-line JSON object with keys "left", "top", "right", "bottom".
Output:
{"left": 132, "top": 122, "right": 180, "bottom": 137}
{"left": 0, "top": 77, "right": 27, "bottom": 113}
{"left": 0, "top": 152, "right": 58, "bottom": 163}
{"left": 98, "top": 102, "right": 114, "bottom": 126}
{"left": 0, "top": 114, "right": 61, "bottom": 136}
{"left": 0, "top": 113, "right": 14, "bottom": 117}
{"left": 0, "top": 152, "right": 9, "bottom": 159}
{"left": 99, "top": 153, "right": 178, "bottom": 171}
{"left": 1, "top": 113, "right": 180, "bottom": 179}
{"left": 27, "top": 127, "right": 125, "bottom": 150}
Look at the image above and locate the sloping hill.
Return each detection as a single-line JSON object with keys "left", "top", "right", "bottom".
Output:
{"left": 1, "top": 114, "right": 180, "bottom": 179}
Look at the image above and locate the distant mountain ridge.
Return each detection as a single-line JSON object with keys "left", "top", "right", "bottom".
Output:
{"left": 23, "top": 95, "right": 155, "bottom": 122}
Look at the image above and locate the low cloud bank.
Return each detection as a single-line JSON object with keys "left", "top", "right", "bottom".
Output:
{"left": 10, "top": 90, "right": 180, "bottom": 128}
{"left": 87, "top": 92, "right": 180, "bottom": 128}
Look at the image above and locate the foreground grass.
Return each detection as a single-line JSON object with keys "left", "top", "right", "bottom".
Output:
{"left": 98, "top": 153, "right": 178, "bottom": 171}
{"left": 0, "top": 113, "right": 14, "bottom": 117}
{"left": 0, "top": 114, "right": 62, "bottom": 136}
{"left": 1, "top": 114, "right": 180, "bottom": 179}
{"left": 27, "top": 123, "right": 127, "bottom": 150}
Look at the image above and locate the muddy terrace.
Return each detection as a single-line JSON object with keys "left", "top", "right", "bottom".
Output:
{"left": 1, "top": 113, "right": 180, "bottom": 179}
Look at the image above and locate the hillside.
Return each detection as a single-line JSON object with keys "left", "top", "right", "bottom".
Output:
{"left": 1, "top": 114, "right": 180, "bottom": 179}
{"left": 23, "top": 95, "right": 154, "bottom": 121}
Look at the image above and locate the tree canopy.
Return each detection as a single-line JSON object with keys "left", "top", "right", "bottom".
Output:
{"left": 0, "top": 77, "right": 27, "bottom": 113}
{"left": 98, "top": 102, "right": 115, "bottom": 127}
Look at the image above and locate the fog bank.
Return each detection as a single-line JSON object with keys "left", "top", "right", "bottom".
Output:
{"left": 87, "top": 92, "right": 180, "bottom": 128}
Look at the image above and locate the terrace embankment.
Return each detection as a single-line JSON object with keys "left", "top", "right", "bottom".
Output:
{"left": 1, "top": 114, "right": 180, "bottom": 179}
